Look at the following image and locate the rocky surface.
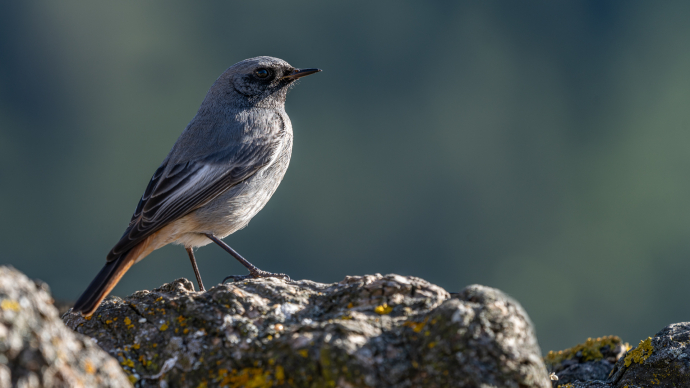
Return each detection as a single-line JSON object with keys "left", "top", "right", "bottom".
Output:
{"left": 63, "top": 274, "right": 551, "bottom": 388}
{"left": 607, "top": 323, "right": 690, "bottom": 387}
{"left": 545, "top": 336, "right": 628, "bottom": 387}
{"left": 0, "top": 266, "right": 131, "bottom": 388}
{"left": 8, "top": 262, "right": 690, "bottom": 388}
{"left": 548, "top": 324, "right": 690, "bottom": 387}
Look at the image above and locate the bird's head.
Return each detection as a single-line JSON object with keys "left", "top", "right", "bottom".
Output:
{"left": 212, "top": 56, "right": 320, "bottom": 109}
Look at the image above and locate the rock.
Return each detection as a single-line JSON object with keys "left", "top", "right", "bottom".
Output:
{"left": 557, "top": 382, "right": 611, "bottom": 388}
{"left": 63, "top": 274, "right": 551, "bottom": 387}
{"left": 607, "top": 323, "right": 690, "bottom": 387}
{"left": 544, "top": 336, "right": 627, "bottom": 386}
{"left": 547, "top": 324, "right": 690, "bottom": 387}
{"left": 0, "top": 266, "right": 132, "bottom": 388}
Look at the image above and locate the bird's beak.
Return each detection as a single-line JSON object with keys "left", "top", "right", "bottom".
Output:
{"left": 282, "top": 68, "right": 322, "bottom": 81}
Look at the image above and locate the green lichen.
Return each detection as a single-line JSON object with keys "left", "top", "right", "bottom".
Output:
{"left": 544, "top": 335, "right": 626, "bottom": 366}
{"left": 624, "top": 337, "right": 653, "bottom": 367}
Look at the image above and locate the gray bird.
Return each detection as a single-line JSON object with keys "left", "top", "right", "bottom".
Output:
{"left": 73, "top": 56, "right": 320, "bottom": 316}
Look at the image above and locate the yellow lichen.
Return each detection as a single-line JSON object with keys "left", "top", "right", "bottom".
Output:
{"left": 624, "top": 337, "right": 653, "bottom": 367}
{"left": 124, "top": 317, "right": 131, "bottom": 326}
{"left": 347, "top": 302, "right": 354, "bottom": 308}
{"left": 128, "top": 375, "right": 139, "bottom": 384}
{"left": 155, "top": 297, "right": 164, "bottom": 302}
{"left": 544, "top": 335, "right": 625, "bottom": 366}
{"left": 84, "top": 360, "right": 95, "bottom": 374}
{"left": 217, "top": 367, "right": 282, "bottom": 388}
{"left": 1, "top": 300, "right": 20, "bottom": 312}
{"left": 375, "top": 303, "right": 393, "bottom": 315}
{"left": 132, "top": 344, "right": 140, "bottom": 350}
{"left": 275, "top": 365, "right": 285, "bottom": 383}
{"left": 121, "top": 358, "right": 134, "bottom": 368}
{"left": 298, "top": 349, "right": 309, "bottom": 358}
{"left": 403, "top": 317, "right": 429, "bottom": 333}
{"left": 159, "top": 323, "right": 169, "bottom": 331}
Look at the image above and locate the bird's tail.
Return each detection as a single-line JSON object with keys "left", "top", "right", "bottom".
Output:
{"left": 72, "top": 238, "right": 153, "bottom": 316}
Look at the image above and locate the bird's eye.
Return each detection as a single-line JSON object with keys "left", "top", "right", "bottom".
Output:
{"left": 254, "top": 68, "right": 270, "bottom": 78}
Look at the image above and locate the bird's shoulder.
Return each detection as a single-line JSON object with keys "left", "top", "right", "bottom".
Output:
{"left": 168, "top": 107, "right": 289, "bottom": 166}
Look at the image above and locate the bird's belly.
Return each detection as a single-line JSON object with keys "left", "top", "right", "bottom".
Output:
{"left": 200, "top": 176, "right": 280, "bottom": 235}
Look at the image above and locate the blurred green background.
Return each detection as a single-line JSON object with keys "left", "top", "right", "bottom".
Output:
{"left": 2, "top": 1, "right": 690, "bottom": 353}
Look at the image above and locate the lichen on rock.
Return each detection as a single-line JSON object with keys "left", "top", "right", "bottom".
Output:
{"left": 546, "top": 323, "right": 690, "bottom": 387}
{"left": 608, "top": 323, "right": 690, "bottom": 387}
{"left": 0, "top": 265, "right": 131, "bottom": 387}
{"left": 545, "top": 335, "right": 628, "bottom": 386}
{"left": 622, "top": 337, "right": 652, "bottom": 367}
{"left": 63, "top": 274, "right": 551, "bottom": 387}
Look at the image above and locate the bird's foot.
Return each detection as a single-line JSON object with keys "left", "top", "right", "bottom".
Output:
{"left": 222, "top": 270, "right": 291, "bottom": 284}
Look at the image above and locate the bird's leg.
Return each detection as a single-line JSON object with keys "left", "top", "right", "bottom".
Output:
{"left": 204, "top": 233, "right": 291, "bottom": 283}
{"left": 185, "top": 247, "right": 206, "bottom": 292}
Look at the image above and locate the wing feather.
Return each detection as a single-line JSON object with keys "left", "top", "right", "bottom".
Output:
{"left": 107, "top": 140, "right": 280, "bottom": 261}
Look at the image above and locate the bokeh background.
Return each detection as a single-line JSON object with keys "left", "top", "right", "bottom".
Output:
{"left": 2, "top": 1, "right": 690, "bottom": 353}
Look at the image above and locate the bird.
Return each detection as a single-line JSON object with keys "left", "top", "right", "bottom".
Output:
{"left": 72, "top": 56, "right": 320, "bottom": 316}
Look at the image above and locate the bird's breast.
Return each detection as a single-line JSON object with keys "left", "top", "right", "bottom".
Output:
{"left": 185, "top": 122, "right": 293, "bottom": 241}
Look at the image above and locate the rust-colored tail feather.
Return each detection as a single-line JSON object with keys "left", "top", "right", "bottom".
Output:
{"left": 73, "top": 237, "right": 153, "bottom": 316}
{"left": 72, "top": 252, "right": 135, "bottom": 316}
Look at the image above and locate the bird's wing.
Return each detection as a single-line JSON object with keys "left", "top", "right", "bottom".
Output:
{"left": 106, "top": 139, "right": 281, "bottom": 261}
